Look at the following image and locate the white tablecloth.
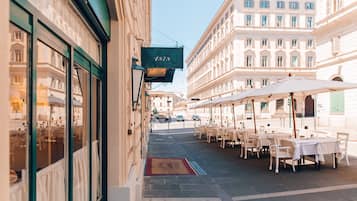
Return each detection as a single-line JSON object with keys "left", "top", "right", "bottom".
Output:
{"left": 281, "top": 138, "right": 340, "bottom": 162}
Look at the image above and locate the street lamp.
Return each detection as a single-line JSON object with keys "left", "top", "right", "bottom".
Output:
{"left": 131, "top": 57, "right": 145, "bottom": 111}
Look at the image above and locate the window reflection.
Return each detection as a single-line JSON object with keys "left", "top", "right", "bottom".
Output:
{"left": 92, "top": 77, "right": 102, "bottom": 200}
{"left": 73, "top": 65, "right": 90, "bottom": 201}
{"left": 36, "top": 41, "right": 66, "bottom": 201}
{"left": 9, "top": 24, "right": 29, "bottom": 201}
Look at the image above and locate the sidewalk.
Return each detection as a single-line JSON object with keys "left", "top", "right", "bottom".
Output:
{"left": 144, "top": 128, "right": 357, "bottom": 201}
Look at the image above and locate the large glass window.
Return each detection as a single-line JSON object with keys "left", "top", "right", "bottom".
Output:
{"left": 92, "top": 77, "right": 102, "bottom": 200}
{"left": 36, "top": 41, "right": 67, "bottom": 201}
{"left": 9, "top": 24, "right": 29, "bottom": 201}
{"left": 73, "top": 64, "right": 90, "bottom": 201}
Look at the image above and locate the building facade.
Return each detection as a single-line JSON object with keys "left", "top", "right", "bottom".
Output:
{"left": 314, "top": 0, "right": 357, "bottom": 130}
{"left": 149, "top": 91, "right": 185, "bottom": 118}
{"left": 2, "top": 0, "right": 152, "bottom": 201}
{"left": 187, "top": 0, "right": 317, "bottom": 126}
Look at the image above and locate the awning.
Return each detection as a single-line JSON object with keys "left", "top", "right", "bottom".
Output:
{"left": 141, "top": 47, "right": 183, "bottom": 82}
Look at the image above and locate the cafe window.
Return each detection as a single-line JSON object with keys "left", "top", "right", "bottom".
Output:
{"left": 36, "top": 40, "right": 68, "bottom": 201}
{"left": 9, "top": 1, "right": 106, "bottom": 201}
{"left": 9, "top": 24, "right": 29, "bottom": 201}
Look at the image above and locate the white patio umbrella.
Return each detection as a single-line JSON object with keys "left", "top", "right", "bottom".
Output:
{"left": 244, "top": 76, "right": 357, "bottom": 138}
{"left": 209, "top": 89, "right": 258, "bottom": 130}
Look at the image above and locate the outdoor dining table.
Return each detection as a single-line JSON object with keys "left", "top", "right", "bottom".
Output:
{"left": 280, "top": 137, "right": 340, "bottom": 168}
{"left": 252, "top": 133, "right": 292, "bottom": 148}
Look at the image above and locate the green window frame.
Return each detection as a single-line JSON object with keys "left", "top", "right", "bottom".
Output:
{"left": 10, "top": 1, "right": 107, "bottom": 201}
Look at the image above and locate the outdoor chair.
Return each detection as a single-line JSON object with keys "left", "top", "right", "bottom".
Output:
{"left": 206, "top": 128, "right": 217, "bottom": 143}
{"left": 337, "top": 132, "right": 350, "bottom": 166}
{"left": 269, "top": 138, "right": 296, "bottom": 173}
{"left": 240, "top": 132, "right": 260, "bottom": 159}
{"left": 194, "top": 126, "right": 204, "bottom": 138}
{"left": 216, "top": 128, "right": 225, "bottom": 146}
{"left": 220, "top": 128, "right": 235, "bottom": 149}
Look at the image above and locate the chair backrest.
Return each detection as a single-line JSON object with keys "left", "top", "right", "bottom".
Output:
{"left": 243, "top": 132, "right": 257, "bottom": 146}
{"left": 337, "top": 132, "right": 349, "bottom": 152}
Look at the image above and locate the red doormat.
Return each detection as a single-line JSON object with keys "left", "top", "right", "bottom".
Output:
{"left": 145, "top": 157, "right": 196, "bottom": 176}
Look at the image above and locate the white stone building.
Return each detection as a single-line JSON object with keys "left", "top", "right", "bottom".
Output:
{"left": 149, "top": 91, "right": 185, "bottom": 117}
{"left": 186, "top": 0, "right": 317, "bottom": 126}
{"left": 314, "top": 0, "right": 357, "bottom": 130}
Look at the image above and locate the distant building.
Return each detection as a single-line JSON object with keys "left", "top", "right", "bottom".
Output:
{"left": 148, "top": 91, "right": 185, "bottom": 117}
{"left": 173, "top": 101, "right": 188, "bottom": 117}
{"left": 314, "top": 0, "right": 357, "bottom": 130}
{"left": 186, "top": 0, "right": 316, "bottom": 126}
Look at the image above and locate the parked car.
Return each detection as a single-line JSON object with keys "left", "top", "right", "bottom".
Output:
{"left": 157, "top": 115, "right": 169, "bottom": 123}
{"left": 192, "top": 115, "right": 201, "bottom": 121}
{"left": 176, "top": 115, "right": 185, "bottom": 122}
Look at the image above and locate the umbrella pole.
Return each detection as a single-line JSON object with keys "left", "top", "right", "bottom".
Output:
{"left": 232, "top": 104, "right": 236, "bottom": 129}
{"left": 209, "top": 101, "right": 212, "bottom": 125}
{"left": 252, "top": 99, "right": 257, "bottom": 134}
{"left": 220, "top": 104, "right": 223, "bottom": 127}
{"left": 290, "top": 93, "right": 297, "bottom": 138}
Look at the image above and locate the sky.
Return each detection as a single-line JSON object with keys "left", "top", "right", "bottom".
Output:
{"left": 151, "top": 0, "right": 224, "bottom": 97}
